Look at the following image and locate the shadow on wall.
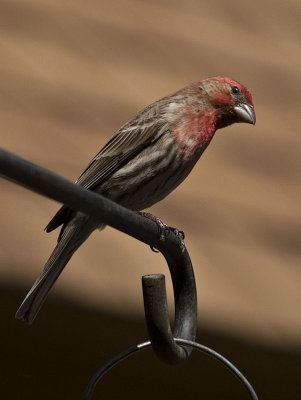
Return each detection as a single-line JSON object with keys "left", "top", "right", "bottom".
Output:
{"left": 3, "top": 283, "right": 300, "bottom": 400}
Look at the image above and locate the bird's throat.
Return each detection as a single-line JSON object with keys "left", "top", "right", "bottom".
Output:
{"left": 173, "top": 109, "right": 219, "bottom": 163}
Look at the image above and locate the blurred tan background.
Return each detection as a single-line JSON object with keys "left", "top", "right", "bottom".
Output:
{"left": 1, "top": 0, "right": 300, "bottom": 399}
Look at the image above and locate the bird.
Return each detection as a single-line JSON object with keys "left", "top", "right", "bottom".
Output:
{"left": 16, "top": 76, "right": 256, "bottom": 324}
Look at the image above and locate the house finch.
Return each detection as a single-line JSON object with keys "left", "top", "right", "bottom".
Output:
{"left": 16, "top": 76, "right": 255, "bottom": 324}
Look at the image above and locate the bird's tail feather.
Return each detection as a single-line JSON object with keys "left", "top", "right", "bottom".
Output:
{"left": 15, "top": 218, "right": 98, "bottom": 324}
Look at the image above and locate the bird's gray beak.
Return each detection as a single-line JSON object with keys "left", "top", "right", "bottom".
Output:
{"left": 234, "top": 104, "right": 256, "bottom": 125}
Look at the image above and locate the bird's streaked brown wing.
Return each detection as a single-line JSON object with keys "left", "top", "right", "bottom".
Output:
{"left": 74, "top": 98, "right": 173, "bottom": 190}
{"left": 76, "top": 120, "right": 166, "bottom": 190}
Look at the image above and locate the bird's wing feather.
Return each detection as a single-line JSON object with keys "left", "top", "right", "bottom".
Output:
{"left": 75, "top": 101, "right": 169, "bottom": 191}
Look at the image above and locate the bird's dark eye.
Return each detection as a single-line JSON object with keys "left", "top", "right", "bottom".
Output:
{"left": 232, "top": 86, "right": 240, "bottom": 95}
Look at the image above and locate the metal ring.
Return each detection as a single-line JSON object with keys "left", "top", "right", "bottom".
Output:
{"left": 84, "top": 338, "right": 258, "bottom": 400}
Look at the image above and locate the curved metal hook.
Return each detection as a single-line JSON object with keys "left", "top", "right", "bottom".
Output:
{"left": 142, "top": 264, "right": 197, "bottom": 365}
{"left": 142, "top": 274, "right": 188, "bottom": 364}
{"left": 84, "top": 339, "right": 259, "bottom": 400}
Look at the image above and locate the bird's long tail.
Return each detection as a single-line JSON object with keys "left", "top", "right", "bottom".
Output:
{"left": 15, "top": 216, "right": 99, "bottom": 324}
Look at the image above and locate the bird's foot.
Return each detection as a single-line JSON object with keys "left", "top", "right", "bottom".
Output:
{"left": 138, "top": 212, "right": 185, "bottom": 253}
{"left": 168, "top": 226, "right": 186, "bottom": 252}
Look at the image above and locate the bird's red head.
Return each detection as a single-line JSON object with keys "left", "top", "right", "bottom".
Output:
{"left": 200, "top": 76, "right": 255, "bottom": 128}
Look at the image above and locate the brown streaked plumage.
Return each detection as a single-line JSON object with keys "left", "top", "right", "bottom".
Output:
{"left": 16, "top": 76, "right": 256, "bottom": 324}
